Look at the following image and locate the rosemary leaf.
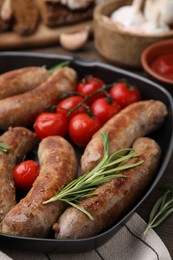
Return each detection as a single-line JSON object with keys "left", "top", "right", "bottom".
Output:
{"left": 83, "top": 174, "right": 126, "bottom": 188}
{"left": 0, "top": 142, "right": 10, "bottom": 153}
{"left": 101, "top": 132, "right": 109, "bottom": 157}
{"left": 106, "top": 152, "right": 138, "bottom": 168}
{"left": 105, "top": 161, "right": 144, "bottom": 174}
{"left": 63, "top": 188, "right": 95, "bottom": 198}
{"left": 148, "top": 191, "right": 171, "bottom": 223}
{"left": 148, "top": 196, "right": 164, "bottom": 223}
{"left": 48, "top": 61, "right": 70, "bottom": 74}
{"left": 108, "top": 148, "right": 135, "bottom": 162}
{"left": 160, "top": 191, "right": 171, "bottom": 210}
{"left": 151, "top": 208, "right": 173, "bottom": 228}
{"left": 144, "top": 190, "right": 173, "bottom": 234}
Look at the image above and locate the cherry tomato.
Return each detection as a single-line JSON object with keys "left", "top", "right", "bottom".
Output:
{"left": 34, "top": 112, "right": 68, "bottom": 139}
{"left": 13, "top": 160, "right": 39, "bottom": 190}
{"left": 69, "top": 113, "right": 102, "bottom": 147}
{"left": 109, "top": 81, "right": 141, "bottom": 108}
{"left": 56, "top": 95, "right": 87, "bottom": 120}
{"left": 77, "top": 75, "right": 105, "bottom": 104}
{"left": 91, "top": 97, "right": 121, "bottom": 125}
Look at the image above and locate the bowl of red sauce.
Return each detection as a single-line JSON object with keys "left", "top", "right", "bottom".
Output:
{"left": 141, "top": 39, "right": 173, "bottom": 84}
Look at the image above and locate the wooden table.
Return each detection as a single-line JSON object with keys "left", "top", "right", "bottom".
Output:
{"left": 0, "top": 40, "right": 173, "bottom": 259}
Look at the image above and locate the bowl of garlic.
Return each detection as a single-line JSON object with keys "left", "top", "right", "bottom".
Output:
{"left": 93, "top": 0, "right": 173, "bottom": 67}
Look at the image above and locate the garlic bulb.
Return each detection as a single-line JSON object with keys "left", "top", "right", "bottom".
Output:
{"left": 110, "top": 0, "right": 145, "bottom": 28}
{"left": 138, "top": 5, "right": 170, "bottom": 34}
{"left": 144, "top": 0, "right": 173, "bottom": 25}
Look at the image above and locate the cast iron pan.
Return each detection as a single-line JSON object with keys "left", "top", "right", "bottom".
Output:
{"left": 0, "top": 52, "right": 173, "bottom": 253}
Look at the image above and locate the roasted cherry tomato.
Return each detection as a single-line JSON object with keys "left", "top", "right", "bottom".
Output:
{"left": 13, "top": 160, "right": 39, "bottom": 190}
{"left": 34, "top": 112, "right": 68, "bottom": 139}
{"left": 56, "top": 95, "right": 87, "bottom": 120}
{"left": 91, "top": 97, "right": 121, "bottom": 125}
{"left": 77, "top": 75, "right": 105, "bottom": 104}
{"left": 109, "top": 81, "right": 141, "bottom": 108}
{"left": 68, "top": 113, "right": 101, "bottom": 147}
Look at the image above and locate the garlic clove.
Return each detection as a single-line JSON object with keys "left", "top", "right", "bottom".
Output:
{"left": 144, "top": 0, "right": 173, "bottom": 25}
{"left": 59, "top": 26, "right": 90, "bottom": 51}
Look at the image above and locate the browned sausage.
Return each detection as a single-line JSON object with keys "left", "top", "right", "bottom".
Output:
{"left": 0, "top": 127, "right": 36, "bottom": 226}
{"left": 53, "top": 137, "right": 161, "bottom": 239}
{"left": 0, "top": 67, "right": 77, "bottom": 130}
{"left": 1, "top": 135, "right": 78, "bottom": 237}
{"left": 0, "top": 67, "right": 49, "bottom": 99}
{"left": 81, "top": 100, "right": 167, "bottom": 174}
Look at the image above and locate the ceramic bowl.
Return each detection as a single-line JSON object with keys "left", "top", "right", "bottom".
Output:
{"left": 93, "top": 0, "right": 173, "bottom": 68}
{"left": 141, "top": 39, "right": 173, "bottom": 84}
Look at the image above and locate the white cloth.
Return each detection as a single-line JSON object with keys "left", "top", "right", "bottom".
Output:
{"left": 99, "top": 213, "right": 172, "bottom": 260}
{"left": 0, "top": 251, "right": 12, "bottom": 260}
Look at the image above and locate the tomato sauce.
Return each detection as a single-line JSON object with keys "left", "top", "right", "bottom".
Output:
{"left": 150, "top": 54, "right": 173, "bottom": 80}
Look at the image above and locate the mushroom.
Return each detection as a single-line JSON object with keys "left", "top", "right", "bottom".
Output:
{"left": 59, "top": 26, "right": 90, "bottom": 51}
{"left": 144, "top": 0, "right": 173, "bottom": 25}
{"left": 0, "top": 0, "right": 12, "bottom": 22}
{"left": 141, "top": 3, "right": 170, "bottom": 34}
{"left": 110, "top": 0, "right": 145, "bottom": 29}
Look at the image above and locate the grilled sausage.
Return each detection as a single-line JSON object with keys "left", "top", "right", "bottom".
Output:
{"left": 0, "top": 127, "right": 36, "bottom": 227}
{"left": 0, "top": 67, "right": 77, "bottom": 130}
{"left": 53, "top": 137, "right": 161, "bottom": 239}
{"left": 0, "top": 66, "right": 49, "bottom": 99}
{"left": 81, "top": 100, "right": 167, "bottom": 174}
{"left": 1, "top": 135, "right": 78, "bottom": 237}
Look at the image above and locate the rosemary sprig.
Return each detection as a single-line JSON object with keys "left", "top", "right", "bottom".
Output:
{"left": 144, "top": 187, "right": 173, "bottom": 234}
{"left": 48, "top": 61, "right": 70, "bottom": 74}
{"left": 0, "top": 141, "right": 10, "bottom": 154}
{"left": 43, "top": 132, "right": 143, "bottom": 219}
